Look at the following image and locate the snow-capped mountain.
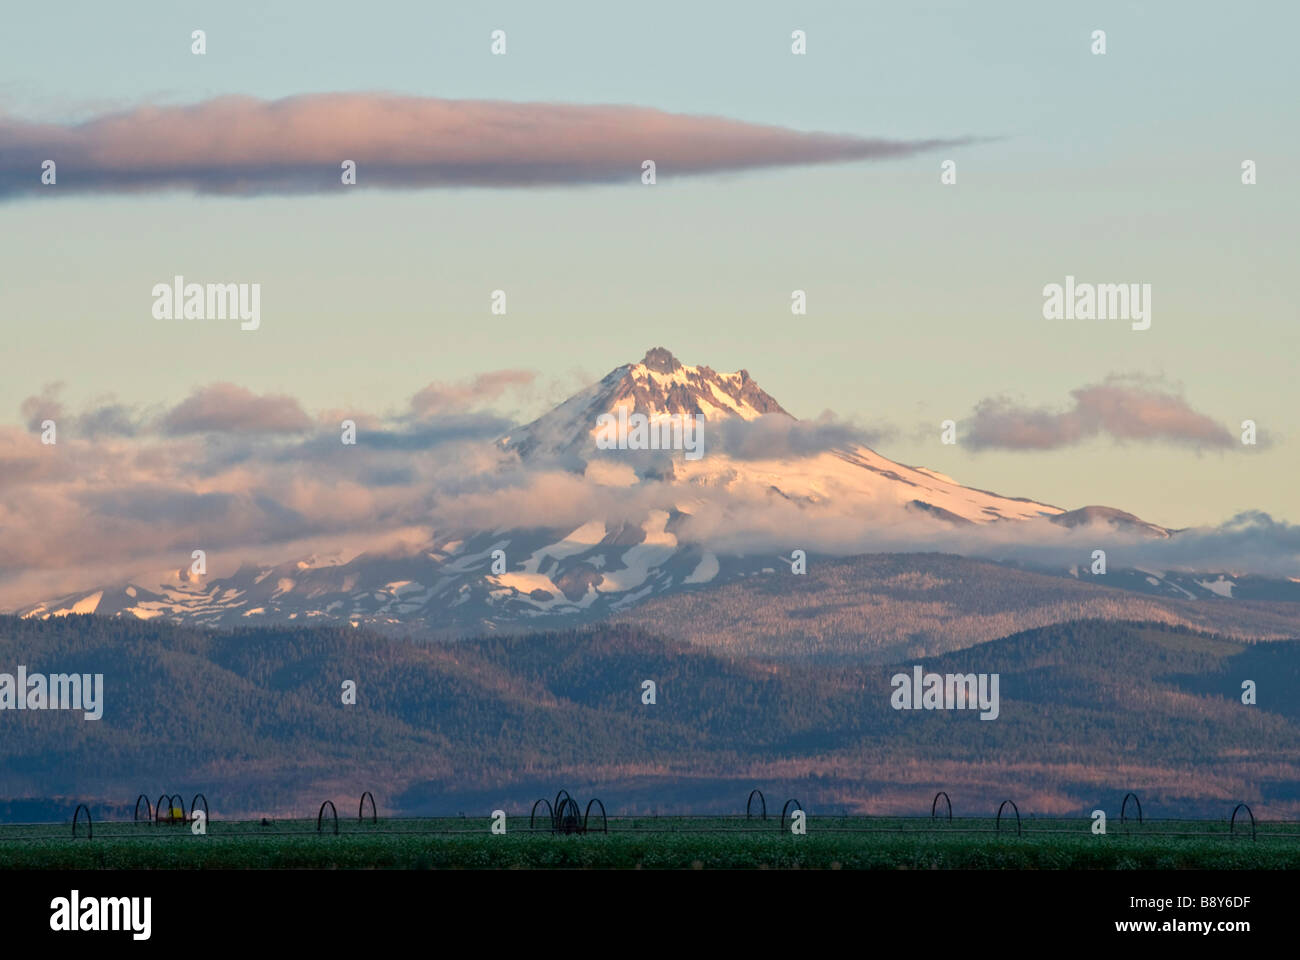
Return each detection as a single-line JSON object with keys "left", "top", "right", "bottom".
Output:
{"left": 503, "top": 347, "right": 1068, "bottom": 523}
{"left": 20, "top": 347, "right": 1199, "bottom": 631}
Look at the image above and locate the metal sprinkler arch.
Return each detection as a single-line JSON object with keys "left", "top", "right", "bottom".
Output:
{"left": 779, "top": 798, "right": 803, "bottom": 832}
{"left": 1230, "top": 802, "right": 1256, "bottom": 841}
{"left": 583, "top": 798, "right": 609, "bottom": 834}
{"left": 996, "top": 800, "right": 1022, "bottom": 836}
{"left": 1120, "top": 792, "right": 1143, "bottom": 825}
{"left": 156, "top": 794, "right": 186, "bottom": 824}
{"left": 553, "top": 789, "right": 573, "bottom": 817}
{"left": 358, "top": 791, "right": 377, "bottom": 823}
{"left": 931, "top": 791, "right": 953, "bottom": 821}
{"left": 191, "top": 793, "right": 210, "bottom": 825}
{"left": 72, "top": 803, "right": 93, "bottom": 839}
{"left": 529, "top": 798, "right": 554, "bottom": 829}
{"left": 133, "top": 794, "right": 153, "bottom": 823}
{"left": 317, "top": 800, "right": 339, "bottom": 835}
{"left": 746, "top": 789, "right": 767, "bottom": 820}
{"left": 555, "top": 797, "right": 583, "bottom": 834}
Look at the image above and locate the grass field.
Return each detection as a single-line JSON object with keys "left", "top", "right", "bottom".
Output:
{"left": 2, "top": 816, "right": 1298, "bottom": 869}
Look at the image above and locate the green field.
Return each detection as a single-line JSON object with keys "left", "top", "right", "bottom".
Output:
{"left": 2, "top": 816, "right": 1298, "bottom": 869}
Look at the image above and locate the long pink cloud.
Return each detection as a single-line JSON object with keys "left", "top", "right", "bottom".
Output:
{"left": 0, "top": 93, "right": 976, "bottom": 197}
{"left": 963, "top": 374, "right": 1243, "bottom": 451}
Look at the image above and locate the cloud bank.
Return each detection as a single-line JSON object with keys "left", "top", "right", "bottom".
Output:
{"left": 964, "top": 375, "right": 1245, "bottom": 451}
{"left": 1, "top": 371, "right": 1291, "bottom": 609}
{"left": 0, "top": 93, "right": 976, "bottom": 198}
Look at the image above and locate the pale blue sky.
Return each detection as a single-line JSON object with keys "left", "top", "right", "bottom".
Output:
{"left": 2, "top": 0, "right": 1296, "bottom": 527}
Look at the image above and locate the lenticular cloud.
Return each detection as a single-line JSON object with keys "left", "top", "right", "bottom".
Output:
{"left": 0, "top": 93, "right": 974, "bottom": 198}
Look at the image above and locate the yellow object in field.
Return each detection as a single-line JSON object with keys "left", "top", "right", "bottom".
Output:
{"left": 172, "top": 806, "right": 183, "bottom": 820}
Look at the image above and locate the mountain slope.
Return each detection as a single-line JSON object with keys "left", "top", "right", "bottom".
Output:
{"left": 4, "top": 615, "right": 1299, "bottom": 818}
{"left": 615, "top": 552, "right": 1300, "bottom": 663}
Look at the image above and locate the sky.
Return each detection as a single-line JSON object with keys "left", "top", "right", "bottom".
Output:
{"left": 1, "top": 1, "right": 1297, "bottom": 602}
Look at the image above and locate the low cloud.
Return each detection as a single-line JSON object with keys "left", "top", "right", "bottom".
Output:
{"left": 0, "top": 374, "right": 532, "bottom": 602}
{"left": 162, "top": 383, "right": 314, "bottom": 435}
{"left": 964, "top": 375, "right": 1242, "bottom": 451}
{"left": 19, "top": 383, "right": 64, "bottom": 432}
{"left": 75, "top": 403, "right": 144, "bottom": 438}
{"left": 712, "top": 412, "right": 892, "bottom": 460}
{"left": 0, "top": 93, "right": 978, "bottom": 199}
{"left": 20, "top": 385, "right": 149, "bottom": 438}
{"left": 411, "top": 370, "right": 536, "bottom": 418}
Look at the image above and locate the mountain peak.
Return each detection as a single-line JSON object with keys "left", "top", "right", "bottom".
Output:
{"left": 640, "top": 347, "right": 681, "bottom": 374}
{"left": 502, "top": 349, "right": 789, "bottom": 461}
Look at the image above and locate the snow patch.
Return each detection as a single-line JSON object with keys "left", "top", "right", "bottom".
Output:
{"left": 1197, "top": 577, "right": 1235, "bottom": 598}
{"left": 684, "top": 552, "right": 720, "bottom": 584}
{"left": 49, "top": 592, "right": 103, "bottom": 617}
